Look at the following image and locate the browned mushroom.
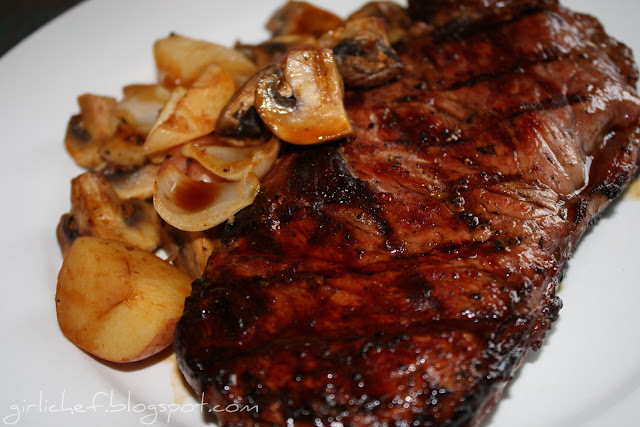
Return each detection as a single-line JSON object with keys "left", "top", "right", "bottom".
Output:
{"left": 348, "top": 1, "right": 412, "bottom": 44}
{"left": 319, "top": 17, "right": 404, "bottom": 88}
{"left": 266, "top": 1, "right": 343, "bottom": 38}
{"left": 99, "top": 124, "right": 147, "bottom": 171}
{"left": 65, "top": 94, "right": 119, "bottom": 170}
{"left": 56, "top": 171, "right": 163, "bottom": 254}
{"left": 254, "top": 49, "right": 352, "bottom": 145}
{"left": 216, "top": 65, "right": 280, "bottom": 139}
{"left": 56, "top": 214, "right": 80, "bottom": 257}
{"left": 161, "top": 225, "right": 222, "bottom": 280}
{"left": 106, "top": 163, "right": 161, "bottom": 200}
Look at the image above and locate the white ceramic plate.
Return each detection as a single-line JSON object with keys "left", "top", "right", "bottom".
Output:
{"left": 0, "top": 0, "right": 638, "bottom": 426}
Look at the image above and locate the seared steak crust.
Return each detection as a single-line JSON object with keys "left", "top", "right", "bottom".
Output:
{"left": 175, "top": 1, "right": 640, "bottom": 425}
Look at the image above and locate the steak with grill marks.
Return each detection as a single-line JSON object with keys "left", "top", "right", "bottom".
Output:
{"left": 175, "top": 0, "right": 640, "bottom": 425}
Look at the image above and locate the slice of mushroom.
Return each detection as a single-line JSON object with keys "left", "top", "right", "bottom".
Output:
{"left": 60, "top": 171, "right": 162, "bottom": 252}
{"left": 318, "top": 17, "right": 404, "bottom": 89}
{"left": 255, "top": 49, "right": 353, "bottom": 145}
{"left": 161, "top": 225, "right": 221, "bottom": 280}
{"left": 143, "top": 64, "right": 236, "bottom": 156}
{"left": 266, "top": 1, "right": 343, "bottom": 38}
{"left": 181, "top": 136, "right": 280, "bottom": 181}
{"left": 56, "top": 214, "right": 80, "bottom": 257}
{"left": 65, "top": 94, "right": 119, "bottom": 170}
{"left": 154, "top": 33, "right": 257, "bottom": 87}
{"left": 99, "top": 124, "right": 146, "bottom": 170}
{"left": 347, "top": 1, "right": 411, "bottom": 44}
{"left": 216, "top": 65, "right": 279, "bottom": 139}
{"left": 115, "top": 84, "right": 172, "bottom": 137}
{"left": 153, "top": 166, "right": 260, "bottom": 232}
{"left": 106, "top": 163, "right": 161, "bottom": 200}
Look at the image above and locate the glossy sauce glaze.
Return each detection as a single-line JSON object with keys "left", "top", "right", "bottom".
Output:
{"left": 175, "top": 1, "right": 640, "bottom": 426}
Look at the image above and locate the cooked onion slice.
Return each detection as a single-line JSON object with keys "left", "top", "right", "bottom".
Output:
{"left": 181, "top": 136, "right": 280, "bottom": 180}
{"left": 115, "top": 84, "right": 172, "bottom": 136}
{"left": 143, "top": 64, "right": 236, "bottom": 155}
{"left": 153, "top": 166, "right": 260, "bottom": 231}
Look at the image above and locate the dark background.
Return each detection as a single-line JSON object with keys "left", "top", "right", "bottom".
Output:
{"left": 0, "top": 0, "right": 84, "bottom": 58}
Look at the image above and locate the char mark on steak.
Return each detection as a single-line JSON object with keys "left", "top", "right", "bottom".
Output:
{"left": 175, "top": 0, "right": 640, "bottom": 425}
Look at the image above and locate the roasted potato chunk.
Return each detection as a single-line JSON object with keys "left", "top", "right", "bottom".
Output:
{"left": 56, "top": 237, "right": 192, "bottom": 362}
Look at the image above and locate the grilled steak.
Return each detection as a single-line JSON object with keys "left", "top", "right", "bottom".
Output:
{"left": 175, "top": 0, "right": 640, "bottom": 425}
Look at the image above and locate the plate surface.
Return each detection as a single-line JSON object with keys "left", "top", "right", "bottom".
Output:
{"left": 0, "top": 0, "right": 638, "bottom": 425}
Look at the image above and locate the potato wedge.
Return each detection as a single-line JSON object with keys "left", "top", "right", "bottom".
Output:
{"left": 154, "top": 34, "right": 256, "bottom": 86}
{"left": 56, "top": 237, "right": 192, "bottom": 363}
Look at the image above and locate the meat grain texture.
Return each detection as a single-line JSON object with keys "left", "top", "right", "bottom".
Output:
{"left": 175, "top": 0, "right": 640, "bottom": 425}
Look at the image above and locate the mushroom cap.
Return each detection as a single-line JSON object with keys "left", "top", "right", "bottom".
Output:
{"left": 255, "top": 49, "right": 353, "bottom": 145}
